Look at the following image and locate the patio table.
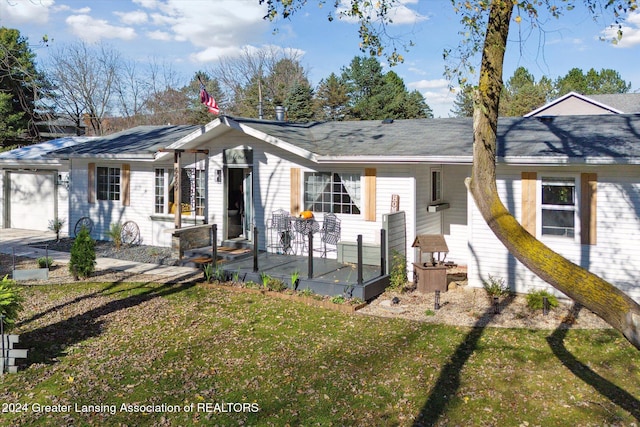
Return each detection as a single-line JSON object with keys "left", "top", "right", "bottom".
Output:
{"left": 291, "top": 217, "right": 321, "bottom": 255}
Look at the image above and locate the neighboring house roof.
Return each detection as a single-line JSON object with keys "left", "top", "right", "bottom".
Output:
{"left": 42, "top": 115, "right": 640, "bottom": 165}
{"left": 50, "top": 125, "right": 200, "bottom": 159}
{"left": 524, "top": 91, "right": 624, "bottom": 117}
{"left": 0, "top": 136, "right": 95, "bottom": 164}
{"left": 588, "top": 93, "right": 640, "bottom": 113}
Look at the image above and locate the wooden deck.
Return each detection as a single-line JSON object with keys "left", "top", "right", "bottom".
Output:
{"left": 219, "top": 252, "right": 389, "bottom": 301}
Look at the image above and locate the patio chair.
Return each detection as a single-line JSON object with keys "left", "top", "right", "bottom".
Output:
{"left": 319, "top": 213, "right": 341, "bottom": 258}
{"left": 267, "top": 209, "right": 292, "bottom": 254}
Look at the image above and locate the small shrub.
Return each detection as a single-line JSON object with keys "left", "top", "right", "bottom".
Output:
{"left": 330, "top": 295, "right": 346, "bottom": 304}
{"left": 48, "top": 218, "right": 65, "bottom": 241}
{"left": 526, "top": 289, "right": 559, "bottom": 311}
{"left": 0, "top": 275, "right": 24, "bottom": 329}
{"left": 245, "top": 281, "right": 261, "bottom": 290}
{"left": 37, "top": 257, "right": 54, "bottom": 269}
{"left": 68, "top": 226, "right": 96, "bottom": 279}
{"left": 389, "top": 250, "right": 407, "bottom": 291}
{"left": 267, "top": 278, "right": 287, "bottom": 292}
{"left": 107, "top": 222, "right": 123, "bottom": 250}
{"left": 300, "top": 288, "right": 314, "bottom": 297}
{"left": 482, "top": 275, "right": 510, "bottom": 299}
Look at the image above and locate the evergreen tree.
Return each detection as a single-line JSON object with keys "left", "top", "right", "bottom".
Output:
{"left": 500, "top": 67, "right": 552, "bottom": 116}
{"left": 451, "top": 84, "right": 474, "bottom": 117}
{"left": 69, "top": 226, "right": 96, "bottom": 279}
{"left": 285, "top": 82, "right": 315, "bottom": 122}
{"left": 555, "top": 67, "right": 630, "bottom": 96}
{"left": 315, "top": 73, "right": 349, "bottom": 121}
{"left": 0, "top": 27, "right": 48, "bottom": 146}
{"left": 340, "top": 56, "right": 433, "bottom": 120}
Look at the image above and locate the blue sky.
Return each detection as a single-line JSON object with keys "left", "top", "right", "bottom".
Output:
{"left": 2, "top": 0, "right": 639, "bottom": 117}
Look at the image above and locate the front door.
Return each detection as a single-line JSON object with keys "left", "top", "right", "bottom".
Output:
{"left": 226, "top": 167, "right": 252, "bottom": 240}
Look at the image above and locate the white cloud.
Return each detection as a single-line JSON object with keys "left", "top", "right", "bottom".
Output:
{"left": 336, "top": 0, "right": 428, "bottom": 25}
{"left": 66, "top": 15, "right": 137, "bottom": 43}
{"left": 408, "top": 78, "right": 456, "bottom": 117}
{"left": 601, "top": 11, "right": 640, "bottom": 47}
{"left": 146, "top": 30, "right": 172, "bottom": 41}
{"left": 0, "top": 0, "right": 54, "bottom": 25}
{"left": 409, "top": 78, "right": 450, "bottom": 90}
{"left": 115, "top": 10, "right": 148, "bottom": 25}
{"left": 131, "top": 0, "right": 268, "bottom": 64}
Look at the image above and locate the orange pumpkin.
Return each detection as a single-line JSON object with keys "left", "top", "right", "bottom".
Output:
{"left": 300, "top": 210, "right": 314, "bottom": 219}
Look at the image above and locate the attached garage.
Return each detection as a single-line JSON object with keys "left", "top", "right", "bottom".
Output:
{"left": 0, "top": 136, "right": 93, "bottom": 234}
{"left": 6, "top": 171, "right": 57, "bottom": 231}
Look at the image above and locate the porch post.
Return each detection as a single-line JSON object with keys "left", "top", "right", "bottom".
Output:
{"left": 357, "top": 234, "right": 363, "bottom": 285}
{"left": 307, "top": 229, "right": 314, "bottom": 279}
{"left": 380, "top": 229, "right": 387, "bottom": 276}
{"left": 253, "top": 227, "right": 259, "bottom": 272}
{"left": 211, "top": 224, "right": 218, "bottom": 266}
{"left": 173, "top": 151, "right": 182, "bottom": 229}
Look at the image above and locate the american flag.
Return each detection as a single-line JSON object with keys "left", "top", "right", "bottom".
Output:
{"left": 200, "top": 82, "right": 219, "bottom": 115}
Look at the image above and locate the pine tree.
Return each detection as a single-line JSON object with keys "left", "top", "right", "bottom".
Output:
{"left": 69, "top": 226, "right": 96, "bottom": 279}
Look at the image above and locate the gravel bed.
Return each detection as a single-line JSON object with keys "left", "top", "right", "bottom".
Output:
{"left": 31, "top": 238, "right": 181, "bottom": 266}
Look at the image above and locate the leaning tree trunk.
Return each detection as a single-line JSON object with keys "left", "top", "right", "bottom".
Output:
{"left": 467, "top": 1, "right": 640, "bottom": 350}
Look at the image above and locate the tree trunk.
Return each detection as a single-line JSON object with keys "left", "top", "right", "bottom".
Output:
{"left": 467, "top": 1, "right": 640, "bottom": 350}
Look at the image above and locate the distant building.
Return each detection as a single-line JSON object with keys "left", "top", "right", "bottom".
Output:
{"left": 525, "top": 91, "right": 640, "bottom": 117}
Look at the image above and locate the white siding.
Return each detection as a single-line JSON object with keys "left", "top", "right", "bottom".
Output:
{"left": 468, "top": 165, "right": 640, "bottom": 303}
{"left": 441, "top": 165, "right": 470, "bottom": 265}
{"left": 70, "top": 159, "right": 157, "bottom": 244}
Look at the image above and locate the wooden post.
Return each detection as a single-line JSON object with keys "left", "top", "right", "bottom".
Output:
{"left": 211, "top": 224, "right": 218, "bottom": 266}
{"left": 380, "top": 229, "right": 386, "bottom": 276}
{"left": 253, "top": 227, "right": 259, "bottom": 272}
{"left": 357, "top": 234, "right": 363, "bottom": 285}
{"left": 174, "top": 151, "right": 182, "bottom": 229}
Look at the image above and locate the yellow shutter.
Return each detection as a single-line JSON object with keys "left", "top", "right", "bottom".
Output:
{"left": 88, "top": 162, "right": 95, "bottom": 204}
{"left": 581, "top": 173, "right": 597, "bottom": 245}
{"left": 122, "top": 164, "right": 131, "bottom": 206}
{"left": 521, "top": 172, "right": 536, "bottom": 235}
{"left": 364, "top": 168, "right": 376, "bottom": 222}
{"left": 290, "top": 168, "right": 301, "bottom": 216}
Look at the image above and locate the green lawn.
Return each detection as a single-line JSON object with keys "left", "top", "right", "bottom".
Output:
{"left": 1, "top": 282, "right": 639, "bottom": 426}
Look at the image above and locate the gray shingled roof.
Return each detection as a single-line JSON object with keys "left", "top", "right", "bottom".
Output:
{"left": 234, "top": 114, "right": 640, "bottom": 163}
{"left": 43, "top": 115, "right": 640, "bottom": 164}
{"left": 589, "top": 93, "right": 640, "bottom": 113}
{"left": 50, "top": 125, "right": 200, "bottom": 158}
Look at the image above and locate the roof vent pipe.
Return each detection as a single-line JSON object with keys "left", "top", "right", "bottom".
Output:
{"left": 275, "top": 106, "right": 285, "bottom": 122}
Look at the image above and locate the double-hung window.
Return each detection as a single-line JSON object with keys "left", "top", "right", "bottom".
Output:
{"left": 304, "top": 172, "right": 361, "bottom": 215}
{"left": 541, "top": 177, "right": 576, "bottom": 238}
{"left": 97, "top": 167, "right": 120, "bottom": 201}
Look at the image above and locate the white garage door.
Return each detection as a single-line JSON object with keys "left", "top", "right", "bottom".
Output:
{"left": 8, "top": 171, "right": 56, "bottom": 231}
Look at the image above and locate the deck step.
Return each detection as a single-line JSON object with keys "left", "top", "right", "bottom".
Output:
{"left": 182, "top": 245, "right": 253, "bottom": 265}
